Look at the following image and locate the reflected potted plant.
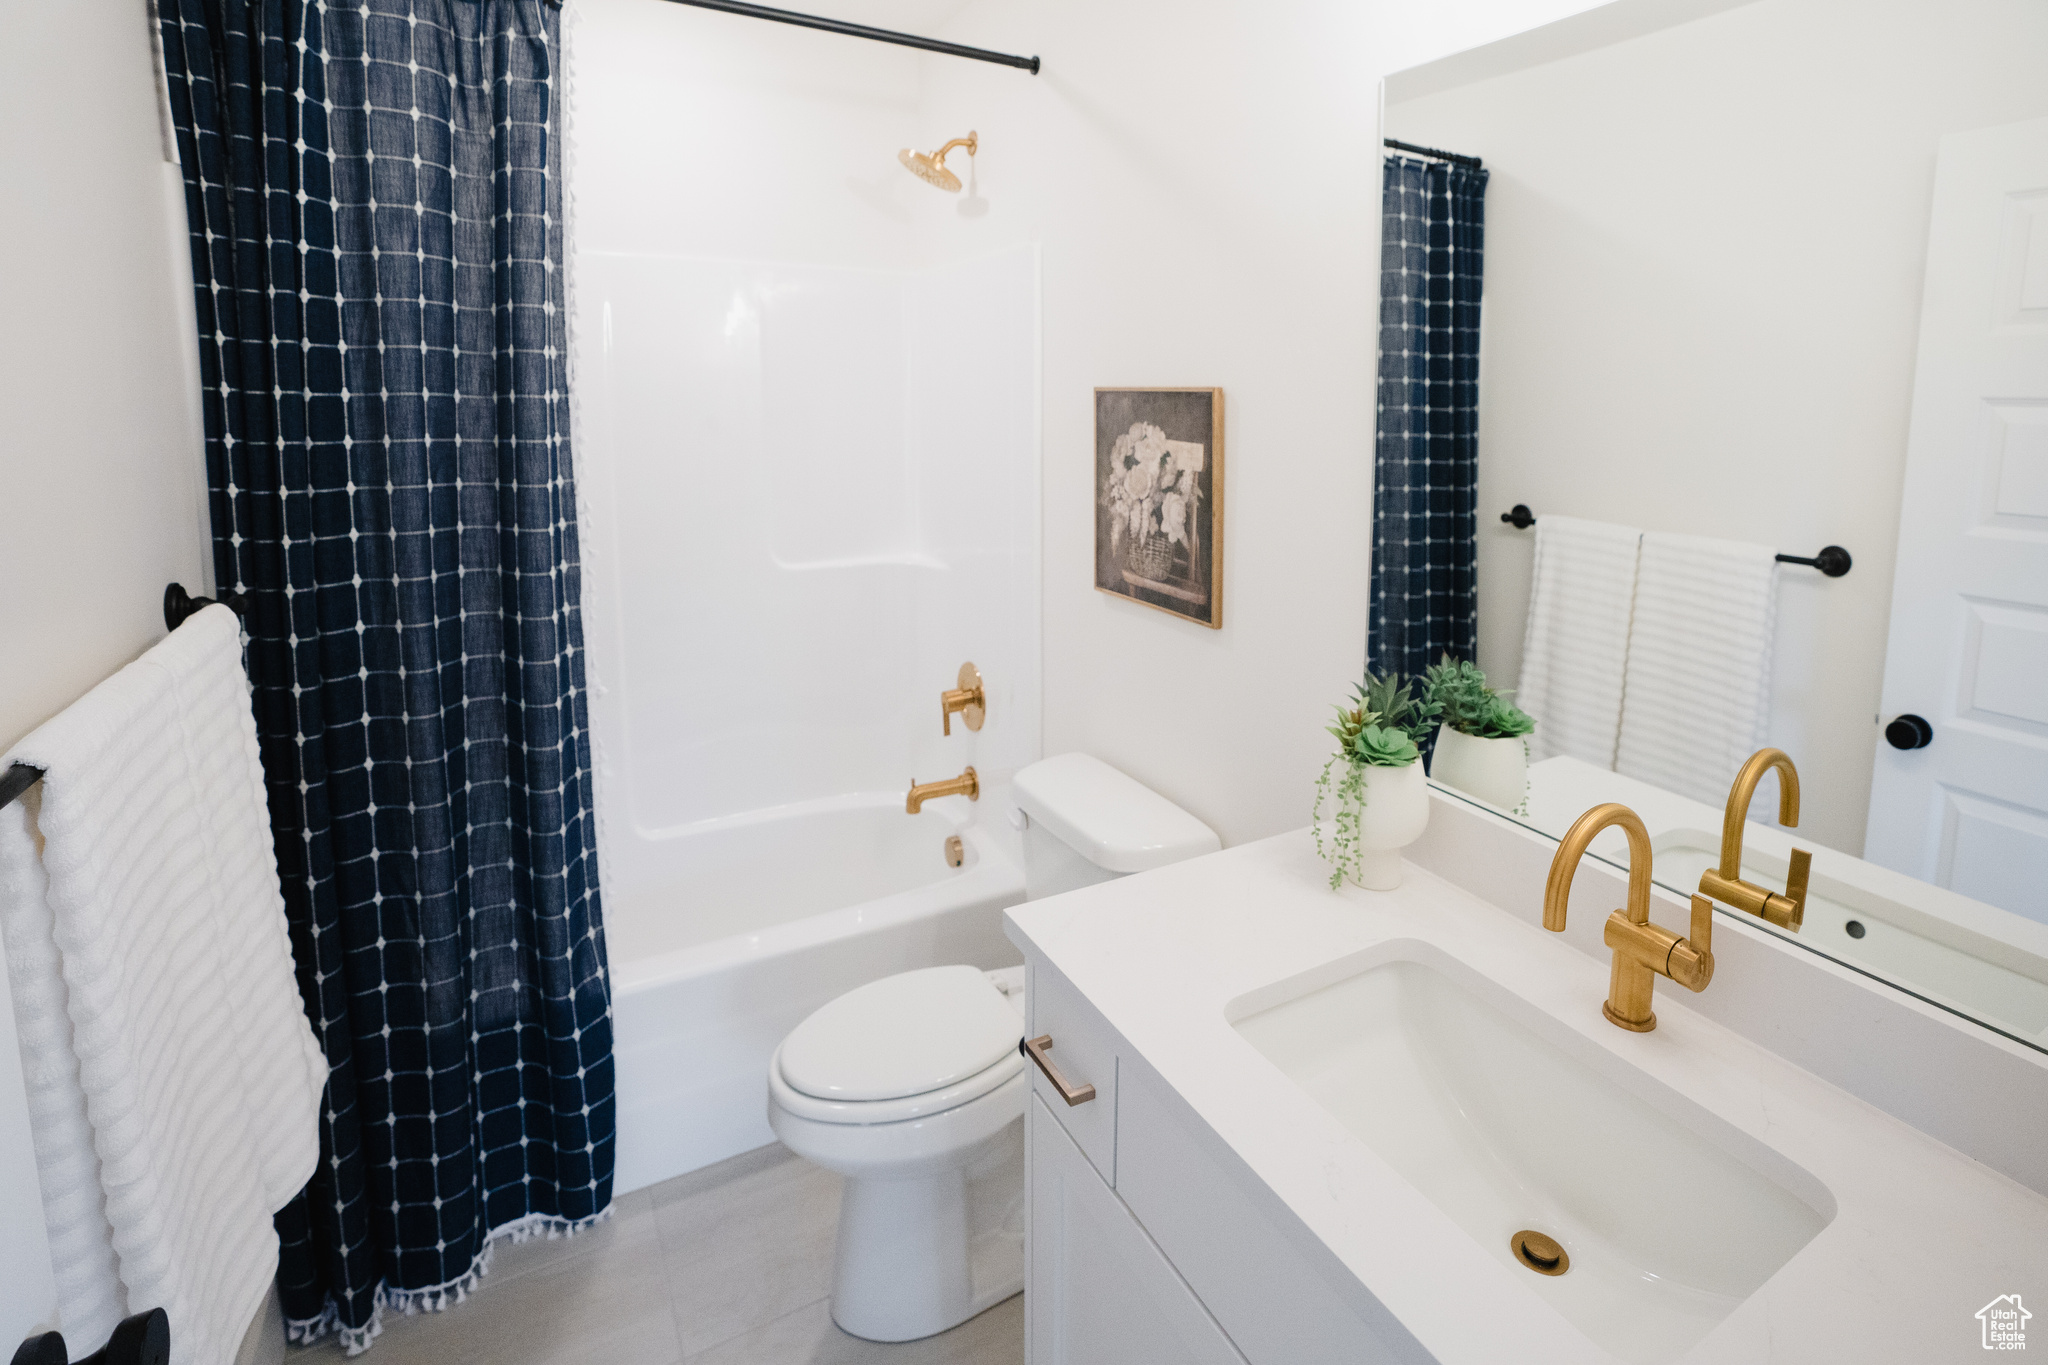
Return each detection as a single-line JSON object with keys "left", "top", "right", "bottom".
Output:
{"left": 1422, "top": 655, "right": 1535, "bottom": 813}
{"left": 1312, "top": 670, "right": 1441, "bottom": 891}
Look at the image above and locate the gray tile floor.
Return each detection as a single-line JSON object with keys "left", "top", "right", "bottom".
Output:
{"left": 287, "top": 1144, "right": 1023, "bottom": 1365}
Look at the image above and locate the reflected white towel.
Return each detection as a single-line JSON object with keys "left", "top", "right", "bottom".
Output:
{"left": 1615, "top": 533, "right": 1780, "bottom": 806}
{"left": 1515, "top": 515, "right": 1643, "bottom": 768}
{"left": 0, "top": 605, "right": 325, "bottom": 1365}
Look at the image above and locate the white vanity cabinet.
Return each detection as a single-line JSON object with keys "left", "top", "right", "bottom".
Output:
{"left": 1027, "top": 1097, "right": 1246, "bottom": 1365}
{"left": 1024, "top": 957, "right": 1409, "bottom": 1365}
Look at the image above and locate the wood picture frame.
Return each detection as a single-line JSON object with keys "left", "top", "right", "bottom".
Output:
{"left": 1093, "top": 387, "right": 1224, "bottom": 628}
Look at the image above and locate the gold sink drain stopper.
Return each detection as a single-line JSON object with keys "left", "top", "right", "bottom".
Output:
{"left": 1511, "top": 1229, "right": 1570, "bottom": 1276}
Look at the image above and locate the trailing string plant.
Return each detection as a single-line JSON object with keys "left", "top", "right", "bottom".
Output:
{"left": 1422, "top": 654, "right": 1536, "bottom": 813}
{"left": 1312, "top": 670, "right": 1441, "bottom": 889}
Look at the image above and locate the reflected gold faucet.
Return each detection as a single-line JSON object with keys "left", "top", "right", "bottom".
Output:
{"left": 1698, "top": 748, "right": 1811, "bottom": 932}
{"left": 907, "top": 766, "right": 979, "bottom": 814}
{"left": 1544, "top": 802, "right": 1715, "bottom": 1032}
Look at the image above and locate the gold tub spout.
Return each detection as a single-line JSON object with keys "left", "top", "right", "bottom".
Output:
{"left": 1699, "top": 748, "right": 1811, "bottom": 932}
{"left": 907, "top": 766, "right": 979, "bottom": 814}
{"left": 1544, "top": 802, "right": 1715, "bottom": 1033}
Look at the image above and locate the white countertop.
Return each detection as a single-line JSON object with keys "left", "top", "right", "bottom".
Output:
{"left": 1005, "top": 828, "right": 2048, "bottom": 1364}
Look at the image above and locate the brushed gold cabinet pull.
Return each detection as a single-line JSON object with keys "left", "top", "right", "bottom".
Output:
{"left": 1021, "top": 1034, "right": 1096, "bottom": 1106}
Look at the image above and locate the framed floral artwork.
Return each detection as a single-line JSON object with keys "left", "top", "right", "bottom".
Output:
{"left": 1095, "top": 387, "right": 1224, "bottom": 628}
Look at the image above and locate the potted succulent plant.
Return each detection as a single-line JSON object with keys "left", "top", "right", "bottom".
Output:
{"left": 1312, "top": 670, "right": 1441, "bottom": 891}
{"left": 1422, "top": 654, "right": 1535, "bottom": 813}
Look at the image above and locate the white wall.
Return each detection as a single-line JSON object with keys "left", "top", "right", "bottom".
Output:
{"left": 1387, "top": 0, "right": 2048, "bottom": 853}
{"left": 896, "top": 0, "right": 1604, "bottom": 845}
{"left": 0, "top": 0, "right": 211, "bottom": 1343}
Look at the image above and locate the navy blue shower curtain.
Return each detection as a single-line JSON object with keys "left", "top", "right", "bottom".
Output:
{"left": 158, "top": 0, "right": 612, "bottom": 1348}
{"left": 1371, "top": 154, "right": 1489, "bottom": 681}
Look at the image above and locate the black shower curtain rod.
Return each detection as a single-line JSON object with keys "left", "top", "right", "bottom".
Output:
{"left": 660, "top": 0, "right": 1041, "bottom": 73}
{"left": 1383, "top": 138, "right": 1483, "bottom": 170}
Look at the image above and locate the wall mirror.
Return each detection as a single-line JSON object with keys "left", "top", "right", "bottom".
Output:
{"left": 1379, "top": 0, "right": 2048, "bottom": 1052}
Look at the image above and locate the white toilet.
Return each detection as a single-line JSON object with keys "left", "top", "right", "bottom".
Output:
{"left": 766, "top": 753, "right": 1220, "bottom": 1342}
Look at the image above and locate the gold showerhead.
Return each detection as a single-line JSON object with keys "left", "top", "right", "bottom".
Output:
{"left": 898, "top": 131, "right": 977, "bottom": 193}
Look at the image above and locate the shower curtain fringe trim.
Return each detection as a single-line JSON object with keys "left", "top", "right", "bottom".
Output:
{"left": 283, "top": 1207, "right": 617, "bottom": 1356}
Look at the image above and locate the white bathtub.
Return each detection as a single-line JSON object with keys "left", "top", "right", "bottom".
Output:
{"left": 607, "top": 794, "right": 1025, "bottom": 1194}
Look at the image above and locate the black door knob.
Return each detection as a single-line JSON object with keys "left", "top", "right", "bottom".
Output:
{"left": 1885, "top": 714, "right": 1934, "bottom": 750}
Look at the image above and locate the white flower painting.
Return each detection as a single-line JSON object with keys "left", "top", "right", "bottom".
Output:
{"left": 1094, "top": 389, "right": 1223, "bottom": 628}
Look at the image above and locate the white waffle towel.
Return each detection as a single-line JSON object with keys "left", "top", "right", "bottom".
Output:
{"left": 0, "top": 605, "right": 325, "bottom": 1365}
{"left": 1515, "top": 515, "right": 1643, "bottom": 768}
{"left": 1615, "top": 532, "right": 1780, "bottom": 805}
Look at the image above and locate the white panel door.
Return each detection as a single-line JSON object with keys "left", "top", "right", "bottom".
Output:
{"left": 1867, "top": 116, "right": 2048, "bottom": 925}
{"left": 1027, "top": 1097, "right": 1247, "bottom": 1365}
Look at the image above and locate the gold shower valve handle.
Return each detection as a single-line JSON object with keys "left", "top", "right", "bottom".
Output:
{"left": 941, "top": 662, "right": 986, "bottom": 736}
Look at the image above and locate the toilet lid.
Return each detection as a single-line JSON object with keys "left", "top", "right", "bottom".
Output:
{"left": 780, "top": 965, "right": 1024, "bottom": 1103}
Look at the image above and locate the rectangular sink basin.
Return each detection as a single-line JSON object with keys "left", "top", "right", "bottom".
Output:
{"left": 1229, "top": 944, "right": 1834, "bottom": 1363}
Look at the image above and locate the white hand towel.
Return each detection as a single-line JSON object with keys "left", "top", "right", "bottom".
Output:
{"left": 1515, "top": 515, "right": 1644, "bottom": 769}
{"left": 0, "top": 604, "right": 326, "bottom": 1365}
{"left": 1615, "top": 532, "right": 1780, "bottom": 807}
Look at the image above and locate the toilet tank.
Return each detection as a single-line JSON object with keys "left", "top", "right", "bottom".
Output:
{"left": 1012, "top": 754, "right": 1221, "bottom": 900}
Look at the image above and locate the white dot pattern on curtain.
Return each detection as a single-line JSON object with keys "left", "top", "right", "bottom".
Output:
{"left": 156, "top": 0, "right": 610, "bottom": 1351}
{"left": 1371, "top": 155, "right": 1489, "bottom": 685}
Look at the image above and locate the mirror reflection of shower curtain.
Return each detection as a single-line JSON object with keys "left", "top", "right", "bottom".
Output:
{"left": 1370, "top": 154, "right": 1488, "bottom": 682}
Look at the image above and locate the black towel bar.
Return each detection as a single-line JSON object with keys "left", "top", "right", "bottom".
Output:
{"left": 1499, "top": 507, "right": 1851, "bottom": 577}
{"left": 163, "top": 582, "right": 244, "bottom": 631}
{"left": 1, "top": 587, "right": 237, "bottom": 813}
{"left": 0, "top": 762, "right": 40, "bottom": 812}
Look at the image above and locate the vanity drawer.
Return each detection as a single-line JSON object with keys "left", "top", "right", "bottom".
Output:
{"left": 1026, "top": 959, "right": 1119, "bottom": 1184}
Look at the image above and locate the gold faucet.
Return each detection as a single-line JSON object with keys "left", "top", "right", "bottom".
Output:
{"left": 907, "top": 766, "right": 979, "bottom": 814}
{"left": 1698, "top": 748, "right": 1811, "bottom": 931}
{"left": 1544, "top": 802, "right": 1715, "bottom": 1032}
{"left": 941, "top": 663, "right": 986, "bottom": 736}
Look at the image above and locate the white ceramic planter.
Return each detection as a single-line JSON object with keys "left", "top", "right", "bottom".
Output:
{"left": 1350, "top": 758, "right": 1431, "bottom": 891}
{"left": 1429, "top": 726, "right": 1529, "bottom": 812}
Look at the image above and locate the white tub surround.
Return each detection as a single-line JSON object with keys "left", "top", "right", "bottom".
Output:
{"left": 574, "top": 243, "right": 1042, "bottom": 1192}
{"left": 1005, "top": 820, "right": 2048, "bottom": 1363}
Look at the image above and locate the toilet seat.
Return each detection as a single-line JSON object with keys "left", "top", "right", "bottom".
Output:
{"left": 771, "top": 1041, "right": 1025, "bottom": 1125}
{"left": 771, "top": 965, "right": 1026, "bottom": 1126}
{"left": 780, "top": 964, "right": 1024, "bottom": 1103}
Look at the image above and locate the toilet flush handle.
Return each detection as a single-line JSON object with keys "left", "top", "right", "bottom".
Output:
{"left": 1021, "top": 1034, "right": 1096, "bottom": 1106}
